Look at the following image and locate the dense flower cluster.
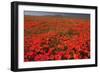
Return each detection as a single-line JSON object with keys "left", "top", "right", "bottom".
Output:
{"left": 24, "top": 16, "right": 90, "bottom": 62}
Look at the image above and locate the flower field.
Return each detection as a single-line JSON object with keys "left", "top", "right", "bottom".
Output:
{"left": 24, "top": 15, "right": 90, "bottom": 62}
